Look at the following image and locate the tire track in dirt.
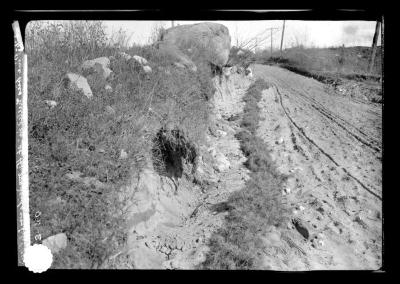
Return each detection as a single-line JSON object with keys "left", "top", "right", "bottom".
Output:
{"left": 291, "top": 87, "right": 381, "bottom": 153}
{"left": 253, "top": 64, "right": 382, "bottom": 270}
{"left": 262, "top": 69, "right": 381, "bottom": 198}
{"left": 275, "top": 85, "right": 382, "bottom": 201}
{"left": 266, "top": 71, "right": 382, "bottom": 150}
{"left": 274, "top": 78, "right": 382, "bottom": 153}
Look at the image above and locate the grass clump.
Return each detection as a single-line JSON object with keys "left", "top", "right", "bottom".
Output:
{"left": 200, "top": 79, "right": 288, "bottom": 270}
{"left": 227, "top": 46, "right": 256, "bottom": 69}
{"left": 26, "top": 20, "right": 215, "bottom": 269}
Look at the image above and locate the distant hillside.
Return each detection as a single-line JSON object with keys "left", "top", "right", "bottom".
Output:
{"left": 255, "top": 45, "right": 382, "bottom": 77}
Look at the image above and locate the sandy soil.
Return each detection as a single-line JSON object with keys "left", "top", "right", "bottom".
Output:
{"left": 124, "top": 73, "right": 254, "bottom": 269}
{"left": 124, "top": 65, "right": 382, "bottom": 270}
{"left": 252, "top": 65, "right": 382, "bottom": 270}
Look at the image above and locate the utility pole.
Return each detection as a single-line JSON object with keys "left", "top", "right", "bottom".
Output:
{"left": 268, "top": 27, "right": 280, "bottom": 57}
{"left": 368, "top": 20, "right": 381, "bottom": 74}
{"left": 270, "top": 28, "right": 273, "bottom": 56}
{"left": 280, "top": 20, "right": 286, "bottom": 57}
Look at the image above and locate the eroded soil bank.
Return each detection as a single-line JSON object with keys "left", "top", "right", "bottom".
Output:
{"left": 124, "top": 72, "right": 254, "bottom": 269}
{"left": 121, "top": 64, "right": 382, "bottom": 270}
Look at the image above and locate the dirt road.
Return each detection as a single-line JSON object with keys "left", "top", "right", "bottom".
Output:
{"left": 253, "top": 65, "right": 382, "bottom": 270}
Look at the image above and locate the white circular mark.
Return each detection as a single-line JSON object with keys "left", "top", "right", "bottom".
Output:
{"left": 24, "top": 244, "right": 53, "bottom": 273}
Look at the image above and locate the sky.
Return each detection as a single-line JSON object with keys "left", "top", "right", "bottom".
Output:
{"left": 105, "top": 20, "right": 381, "bottom": 50}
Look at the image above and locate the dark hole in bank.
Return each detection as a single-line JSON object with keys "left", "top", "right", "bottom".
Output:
{"left": 151, "top": 127, "right": 198, "bottom": 182}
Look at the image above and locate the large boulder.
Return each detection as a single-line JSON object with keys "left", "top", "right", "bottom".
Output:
{"left": 42, "top": 233, "right": 67, "bottom": 254}
{"left": 81, "top": 57, "right": 113, "bottom": 79}
{"left": 159, "top": 22, "right": 231, "bottom": 68}
{"left": 64, "top": 73, "right": 93, "bottom": 98}
{"left": 132, "top": 55, "right": 148, "bottom": 66}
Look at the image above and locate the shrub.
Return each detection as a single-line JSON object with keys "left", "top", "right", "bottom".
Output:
{"left": 254, "top": 46, "right": 382, "bottom": 82}
{"left": 227, "top": 46, "right": 256, "bottom": 68}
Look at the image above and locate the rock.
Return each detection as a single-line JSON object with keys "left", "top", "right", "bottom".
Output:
{"left": 216, "top": 130, "right": 227, "bottom": 137}
{"left": 354, "top": 215, "right": 368, "bottom": 229}
{"left": 105, "top": 105, "right": 116, "bottom": 115}
{"left": 222, "top": 67, "right": 230, "bottom": 76}
{"left": 120, "top": 149, "right": 128, "bottom": 159}
{"left": 44, "top": 100, "right": 57, "bottom": 109}
{"left": 290, "top": 167, "right": 303, "bottom": 173}
{"left": 133, "top": 55, "right": 148, "bottom": 66}
{"left": 65, "top": 171, "right": 107, "bottom": 191}
{"left": 105, "top": 84, "right": 112, "bottom": 92}
{"left": 196, "top": 164, "right": 206, "bottom": 176}
{"left": 208, "top": 147, "right": 217, "bottom": 157}
{"left": 65, "top": 73, "right": 93, "bottom": 98}
{"left": 311, "top": 238, "right": 317, "bottom": 248}
{"left": 143, "top": 65, "right": 152, "bottom": 73}
{"left": 298, "top": 205, "right": 305, "bottom": 211}
{"left": 47, "top": 196, "right": 64, "bottom": 207}
{"left": 120, "top": 52, "right": 132, "bottom": 60}
{"left": 116, "top": 51, "right": 132, "bottom": 61}
{"left": 213, "top": 152, "right": 230, "bottom": 172}
{"left": 312, "top": 237, "right": 324, "bottom": 248}
{"left": 276, "top": 137, "right": 284, "bottom": 144}
{"left": 42, "top": 233, "right": 67, "bottom": 254}
{"left": 222, "top": 66, "right": 232, "bottom": 77}
{"left": 284, "top": 187, "right": 291, "bottom": 194}
{"left": 292, "top": 218, "right": 310, "bottom": 240}
{"left": 65, "top": 171, "right": 83, "bottom": 180}
{"left": 159, "top": 22, "right": 231, "bottom": 67}
{"left": 81, "top": 57, "right": 113, "bottom": 79}
{"left": 174, "top": 62, "right": 186, "bottom": 69}
{"left": 245, "top": 67, "right": 253, "bottom": 78}
{"left": 237, "top": 66, "right": 245, "bottom": 74}
{"left": 82, "top": 57, "right": 110, "bottom": 69}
